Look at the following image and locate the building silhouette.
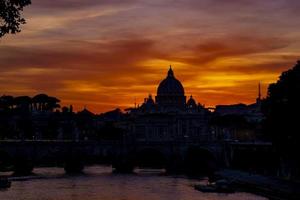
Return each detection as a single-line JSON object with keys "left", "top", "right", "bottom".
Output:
{"left": 215, "top": 83, "right": 263, "bottom": 123}
{"left": 126, "top": 66, "right": 210, "bottom": 142}
{"left": 212, "top": 83, "right": 264, "bottom": 141}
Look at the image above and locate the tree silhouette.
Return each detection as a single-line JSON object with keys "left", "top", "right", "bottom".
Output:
{"left": 32, "top": 94, "right": 61, "bottom": 112}
{"left": 0, "top": 95, "right": 14, "bottom": 110}
{"left": 14, "top": 95, "right": 31, "bottom": 111}
{"left": 46, "top": 96, "right": 61, "bottom": 111}
{"left": 262, "top": 60, "right": 300, "bottom": 178}
{"left": 32, "top": 94, "right": 48, "bottom": 111}
{"left": 0, "top": 0, "right": 31, "bottom": 37}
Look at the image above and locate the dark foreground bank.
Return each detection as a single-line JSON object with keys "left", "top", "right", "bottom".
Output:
{"left": 215, "top": 169, "right": 300, "bottom": 200}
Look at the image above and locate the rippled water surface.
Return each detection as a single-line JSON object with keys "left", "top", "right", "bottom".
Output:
{"left": 0, "top": 166, "right": 267, "bottom": 200}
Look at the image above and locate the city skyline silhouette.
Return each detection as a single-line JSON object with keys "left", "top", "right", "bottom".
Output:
{"left": 0, "top": 66, "right": 266, "bottom": 114}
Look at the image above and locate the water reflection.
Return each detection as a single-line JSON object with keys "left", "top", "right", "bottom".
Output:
{"left": 0, "top": 166, "right": 267, "bottom": 200}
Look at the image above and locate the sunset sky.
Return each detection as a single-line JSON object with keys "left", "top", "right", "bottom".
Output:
{"left": 1, "top": 0, "right": 300, "bottom": 113}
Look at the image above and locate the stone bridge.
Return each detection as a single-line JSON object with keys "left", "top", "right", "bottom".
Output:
{"left": 0, "top": 140, "right": 223, "bottom": 175}
{"left": 0, "top": 140, "right": 274, "bottom": 175}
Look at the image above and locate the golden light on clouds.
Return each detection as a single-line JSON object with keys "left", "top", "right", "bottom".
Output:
{"left": 1, "top": 0, "right": 300, "bottom": 113}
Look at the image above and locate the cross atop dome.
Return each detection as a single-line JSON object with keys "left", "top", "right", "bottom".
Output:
{"left": 168, "top": 65, "right": 174, "bottom": 77}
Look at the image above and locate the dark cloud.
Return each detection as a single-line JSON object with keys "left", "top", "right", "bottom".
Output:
{"left": 0, "top": 38, "right": 161, "bottom": 71}
{"left": 227, "top": 58, "right": 299, "bottom": 75}
{"left": 167, "top": 35, "right": 290, "bottom": 67}
{"left": 33, "top": 0, "right": 137, "bottom": 10}
{"left": 0, "top": 38, "right": 167, "bottom": 97}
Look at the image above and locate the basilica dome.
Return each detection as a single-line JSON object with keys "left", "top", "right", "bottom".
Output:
{"left": 157, "top": 67, "right": 185, "bottom": 96}
{"left": 155, "top": 66, "right": 186, "bottom": 110}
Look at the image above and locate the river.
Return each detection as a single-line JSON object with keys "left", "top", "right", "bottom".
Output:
{"left": 0, "top": 166, "right": 267, "bottom": 200}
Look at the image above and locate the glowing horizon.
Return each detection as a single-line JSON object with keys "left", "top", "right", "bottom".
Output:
{"left": 1, "top": 0, "right": 300, "bottom": 113}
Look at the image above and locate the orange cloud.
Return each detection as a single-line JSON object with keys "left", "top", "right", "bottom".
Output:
{"left": 1, "top": 0, "right": 300, "bottom": 113}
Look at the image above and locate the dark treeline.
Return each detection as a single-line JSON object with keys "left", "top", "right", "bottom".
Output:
{"left": 0, "top": 94, "right": 60, "bottom": 112}
{"left": 0, "top": 94, "right": 124, "bottom": 140}
{"left": 261, "top": 60, "right": 300, "bottom": 179}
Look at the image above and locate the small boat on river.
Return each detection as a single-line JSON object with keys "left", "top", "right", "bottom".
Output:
{"left": 195, "top": 179, "right": 235, "bottom": 193}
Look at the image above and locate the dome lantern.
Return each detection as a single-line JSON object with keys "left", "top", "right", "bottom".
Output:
{"left": 168, "top": 65, "right": 174, "bottom": 77}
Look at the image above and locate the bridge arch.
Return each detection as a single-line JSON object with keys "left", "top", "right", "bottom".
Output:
{"left": 0, "top": 150, "right": 13, "bottom": 172}
{"left": 184, "top": 146, "right": 217, "bottom": 176}
{"left": 135, "top": 148, "right": 167, "bottom": 169}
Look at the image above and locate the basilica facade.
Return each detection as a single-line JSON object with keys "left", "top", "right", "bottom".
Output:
{"left": 126, "top": 67, "right": 211, "bottom": 142}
